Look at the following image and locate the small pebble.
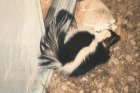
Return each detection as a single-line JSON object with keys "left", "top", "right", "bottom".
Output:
{"left": 117, "top": 0, "right": 122, "bottom": 2}
{"left": 127, "top": 11, "right": 133, "bottom": 16}
{"left": 135, "top": 53, "right": 139, "bottom": 57}
{"left": 132, "top": 72, "right": 138, "bottom": 76}
{"left": 130, "top": 40, "right": 136, "bottom": 46}
{"left": 79, "top": 90, "right": 84, "bottom": 93}
{"left": 113, "top": 46, "right": 119, "bottom": 51}
{"left": 98, "top": 89, "right": 102, "bottom": 93}
{"left": 125, "top": 55, "right": 133, "bottom": 62}
{"left": 97, "top": 82, "right": 105, "bottom": 88}
{"left": 128, "top": 34, "right": 133, "bottom": 39}
{"left": 112, "top": 58, "right": 119, "bottom": 65}
{"left": 61, "top": 85, "right": 68, "bottom": 90}
{"left": 91, "top": 90, "right": 96, "bottom": 93}
{"left": 111, "top": 69, "right": 117, "bottom": 75}
{"left": 105, "top": 87, "right": 113, "bottom": 93}
{"left": 127, "top": 76, "right": 135, "bottom": 82}
{"left": 123, "top": 86, "right": 129, "bottom": 93}
{"left": 82, "top": 77, "right": 88, "bottom": 82}
{"left": 66, "top": 81, "right": 75, "bottom": 86}
{"left": 109, "top": 78, "right": 114, "bottom": 84}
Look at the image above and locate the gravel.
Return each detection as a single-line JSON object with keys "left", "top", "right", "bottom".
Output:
{"left": 41, "top": 0, "right": 140, "bottom": 93}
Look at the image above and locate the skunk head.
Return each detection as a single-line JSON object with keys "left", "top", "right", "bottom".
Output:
{"left": 102, "top": 30, "right": 120, "bottom": 49}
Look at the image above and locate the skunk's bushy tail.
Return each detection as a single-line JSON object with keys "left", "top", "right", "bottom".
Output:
{"left": 39, "top": 10, "right": 74, "bottom": 69}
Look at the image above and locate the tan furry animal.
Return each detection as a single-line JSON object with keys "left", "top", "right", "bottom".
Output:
{"left": 75, "top": 0, "right": 117, "bottom": 31}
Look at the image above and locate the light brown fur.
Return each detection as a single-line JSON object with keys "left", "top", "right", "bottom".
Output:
{"left": 75, "top": 0, "right": 117, "bottom": 31}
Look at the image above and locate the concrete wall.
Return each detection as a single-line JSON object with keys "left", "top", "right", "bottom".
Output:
{"left": 0, "top": 0, "right": 44, "bottom": 93}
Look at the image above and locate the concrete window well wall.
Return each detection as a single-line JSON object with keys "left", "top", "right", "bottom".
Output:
{"left": 0, "top": 0, "right": 77, "bottom": 93}
{"left": 0, "top": 0, "right": 45, "bottom": 93}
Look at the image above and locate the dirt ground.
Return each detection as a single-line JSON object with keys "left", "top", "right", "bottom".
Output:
{"left": 41, "top": 0, "right": 140, "bottom": 93}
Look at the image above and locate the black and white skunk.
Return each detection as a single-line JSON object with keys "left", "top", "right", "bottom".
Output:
{"left": 39, "top": 10, "right": 120, "bottom": 76}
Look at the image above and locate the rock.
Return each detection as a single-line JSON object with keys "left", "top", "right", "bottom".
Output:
{"left": 135, "top": 53, "right": 139, "bottom": 57}
{"left": 123, "top": 86, "right": 129, "bottom": 93}
{"left": 132, "top": 72, "right": 139, "bottom": 76}
{"left": 112, "top": 58, "right": 119, "bottom": 65}
{"left": 117, "top": 0, "right": 122, "bottom": 2}
{"left": 90, "top": 74, "right": 96, "bottom": 77}
{"left": 98, "top": 89, "right": 102, "bottom": 93}
{"left": 66, "top": 81, "right": 75, "bottom": 86}
{"left": 127, "top": 76, "right": 135, "bottom": 82}
{"left": 79, "top": 90, "right": 84, "bottom": 93}
{"left": 130, "top": 40, "right": 136, "bottom": 46}
{"left": 81, "top": 77, "right": 88, "bottom": 82}
{"left": 127, "top": 11, "right": 133, "bottom": 16}
{"left": 104, "top": 87, "right": 113, "bottom": 93}
{"left": 125, "top": 55, "right": 133, "bottom": 62}
{"left": 109, "top": 78, "right": 114, "bottom": 84}
{"left": 111, "top": 69, "right": 117, "bottom": 75}
{"left": 91, "top": 90, "right": 96, "bottom": 93}
{"left": 61, "top": 85, "right": 68, "bottom": 90}
{"left": 113, "top": 46, "right": 120, "bottom": 51}
{"left": 97, "top": 82, "right": 105, "bottom": 88}
{"left": 128, "top": 34, "right": 133, "bottom": 40}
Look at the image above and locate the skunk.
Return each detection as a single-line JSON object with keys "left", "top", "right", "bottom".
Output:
{"left": 39, "top": 10, "right": 120, "bottom": 76}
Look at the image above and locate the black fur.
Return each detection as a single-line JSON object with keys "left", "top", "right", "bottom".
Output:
{"left": 71, "top": 43, "right": 110, "bottom": 76}
{"left": 58, "top": 32, "right": 95, "bottom": 65}
{"left": 56, "top": 9, "right": 75, "bottom": 26}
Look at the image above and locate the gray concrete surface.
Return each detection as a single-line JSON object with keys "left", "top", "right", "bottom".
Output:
{"left": 0, "top": 0, "right": 45, "bottom": 93}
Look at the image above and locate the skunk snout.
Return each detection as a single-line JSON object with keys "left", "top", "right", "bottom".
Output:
{"left": 110, "top": 35, "right": 120, "bottom": 44}
{"left": 103, "top": 30, "right": 120, "bottom": 49}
